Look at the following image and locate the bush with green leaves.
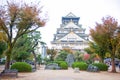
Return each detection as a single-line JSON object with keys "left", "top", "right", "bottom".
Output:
{"left": 59, "top": 61, "right": 68, "bottom": 69}
{"left": 72, "top": 62, "right": 88, "bottom": 70}
{"left": 72, "top": 62, "right": 80, "bottom": 68}
{"left": 11, "top": 62, "right": 32, "bottom": 72}
{"left": 92, "top": 63, "right": 108, "bottom": 71}
{"left": 52, "top": 61, "right": 68, "bottom": 69}
{"left": 54, "top": 61, "right": 64, "bottom": 65}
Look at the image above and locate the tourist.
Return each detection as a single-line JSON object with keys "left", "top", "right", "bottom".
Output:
{"left": 118, "top": 62, "right": 120, "bottom": 70}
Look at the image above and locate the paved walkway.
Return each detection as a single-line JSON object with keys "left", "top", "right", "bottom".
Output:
{"left": 0, "top": 65, "right": 120, "bottom": 80}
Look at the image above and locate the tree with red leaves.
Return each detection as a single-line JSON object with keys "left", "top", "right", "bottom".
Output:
{"left": 0, "top": 1, "right": 46, "bottom": 69}
{"left": 90, "top": 16, "right": 120, "bottom": 73}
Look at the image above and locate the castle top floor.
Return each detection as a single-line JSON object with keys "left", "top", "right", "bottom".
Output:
{"left": 62, "top": 12, "right": 80, "bottom": 25}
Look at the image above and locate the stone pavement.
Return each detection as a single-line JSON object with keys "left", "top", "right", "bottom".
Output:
{"left": 46, "top": 77, "right": 74, "bottom": 80}
{"left": 0, "top": 65, "right": 120, "bottom": 80}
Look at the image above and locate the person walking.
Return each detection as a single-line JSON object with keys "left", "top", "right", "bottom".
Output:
{"left": 118, "top": 61, "right": 120, "bottom": 70}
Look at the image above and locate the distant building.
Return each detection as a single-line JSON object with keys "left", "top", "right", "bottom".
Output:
{"left": 41, "top": 45, "right": 47, "bottom": 59}
{"left": 51, "top": 12, "right": 89, "bottom": 51}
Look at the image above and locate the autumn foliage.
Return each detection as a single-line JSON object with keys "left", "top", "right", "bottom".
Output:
{"left": 83, "top": 53, "right": 90, "bottom": 60}
{"left": 90, "top": 16, "right": 120, "bottom": 72}
{"left": 0, "top": 1, "right": 46, "bottom": 69}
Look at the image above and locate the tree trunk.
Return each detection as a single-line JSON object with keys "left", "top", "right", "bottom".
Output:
{"left": 5, "top": 49, "right": 12, "bottom": 70}
{"left": 32, "top": 51, "right": 37, "bottom": 70}
{"left": 111, "top": 56, "right": 116, "bottom": 73}
{"left": 5, "top": 54, "right": 11, "bottom": 69}
{"left": 100, "top": 56, "right": 104, "bottom": 63}
{"left": 4, "top": 43, "right": 13, "bottom": 69}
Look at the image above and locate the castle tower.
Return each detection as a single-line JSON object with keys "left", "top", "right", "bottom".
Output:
{"left": 51, "top": 12, "right": 89, "bottom": 51}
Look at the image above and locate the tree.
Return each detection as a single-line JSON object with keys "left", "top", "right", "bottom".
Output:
{"left": 13, "top": 31, "right": 44, "bottom": 70}
{"left": 36, "top": 54, "right": 42, "bottom": 69}
{"left": 55, "top": 50, "right": 68, "bottom": 61}
{"left": 84, "top": 47, "right": 93, "bottom": 55}
{"left": 0, "top": 29, "right": 7, "bottom": 57}
{"left": 90, "top": 16, "right": 120, "bottom": 72}
{"left": 12, "top": 34, "right": 31, "bottom": 61}
{"left": 47, "top": 49, "right": 57, "bottom": 61}
{"left": 73, "top": 51, "right": 83, "bottom": 61}
{"left": 0, "top": 1, "right": 46, "bottom": 69}
{"left": 28, "top": 31, "right": 43, "bottom": 69}
{"left": 62, "top": 48, "right": 73, "bottom": 54}
{"left": 0, "top": 31, "right": 7, "bottom": 42}
{"left": 0, "top": 41, "right": 7, "bottom": 57}
{"left": 85, "top": 42, "right": 106, "bottom": 62}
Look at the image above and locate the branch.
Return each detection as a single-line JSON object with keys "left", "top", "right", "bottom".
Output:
{"left": 22, "top": 26, "right": 40, "bottom": 35}
{"left": 0, "top": 19, "right": 9, "bottom": 38}
{"left": 9, "top": 12, "right": 17, "bottom": 44}
{"left": 12, "top": 25, "right": 40, "bottom": 48}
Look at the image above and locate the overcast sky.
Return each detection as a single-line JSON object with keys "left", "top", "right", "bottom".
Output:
{"left": 40, "top": 0, "right": 120, "bottom": 48}
{"left": 1, "top": 0, "right": 120, "bottom": 48}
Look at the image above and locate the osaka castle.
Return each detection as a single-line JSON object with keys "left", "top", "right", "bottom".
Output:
{"left": 51, "top": 12, "right": 89, "bottom": 51}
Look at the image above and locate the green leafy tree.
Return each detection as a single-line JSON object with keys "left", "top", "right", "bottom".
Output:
{"left": 47, "top": 49, "right": 57, "bottom": 61}
{"left": 0, "top": 1, "right": 46, "bottom": 69}
{"left": 55, "top": 50, "right": 68, "bottom": 61}
{"left": 28, "top": 31, "right": 44, "bottom": 69}
{"left": 90, "top": 16, "right": 120, "bottom": 72}
{"left": 85, "top": 42, "right": 106, "bottom": 62}
{"left": 0, "top": 41, "right": 7, "bottom": 57}
{"left": 13, "top": 31, "right": 44, "bottom": 69}
{"left": 12, "top": 34, "right": 31, "bottom": 61}
{"left": 74, "top": 51, "right": 83, "bottom": 61}
{"left": 84, "top": 47, "right": 93, "bottom": 54}
{"left": 36, "top": 54, "right": 42, "bottom": 68}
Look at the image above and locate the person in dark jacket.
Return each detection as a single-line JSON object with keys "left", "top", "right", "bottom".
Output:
{"left": 118, "top": 62, "right": 120, "bottom": 70}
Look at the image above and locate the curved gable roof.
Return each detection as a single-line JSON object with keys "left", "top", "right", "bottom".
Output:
{"left": 65, "top": 12, "right": 76, "bottom": 18}
{"left": 64, "top": 21, "right": 79, "bottom": 29}
{"left": 57, "top": 31, "right": 86, "bottom": 42}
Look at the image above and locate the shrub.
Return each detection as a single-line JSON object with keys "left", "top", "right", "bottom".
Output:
{"left": 11, "top": 62, "right": 32, "bottom": 72}
{"left": 54, "top": 61, "right": 68, "bottom": 69}
{"left": 59, "top": 62, "right": 68, "bottom": 69}
{"left": 72, "top": 62, "right": 81, "bottom": 68}
{"left": 79, "top": 62, "right": 88, "bottom": 70}
{"left": 54, "top": 61, "right": 65, "bottom": 65}
{"left": 92, "top": 63, "right": 108, "bottom": 71}
{"left": 72, "top": 62, "right": 88, "bottom": 70}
